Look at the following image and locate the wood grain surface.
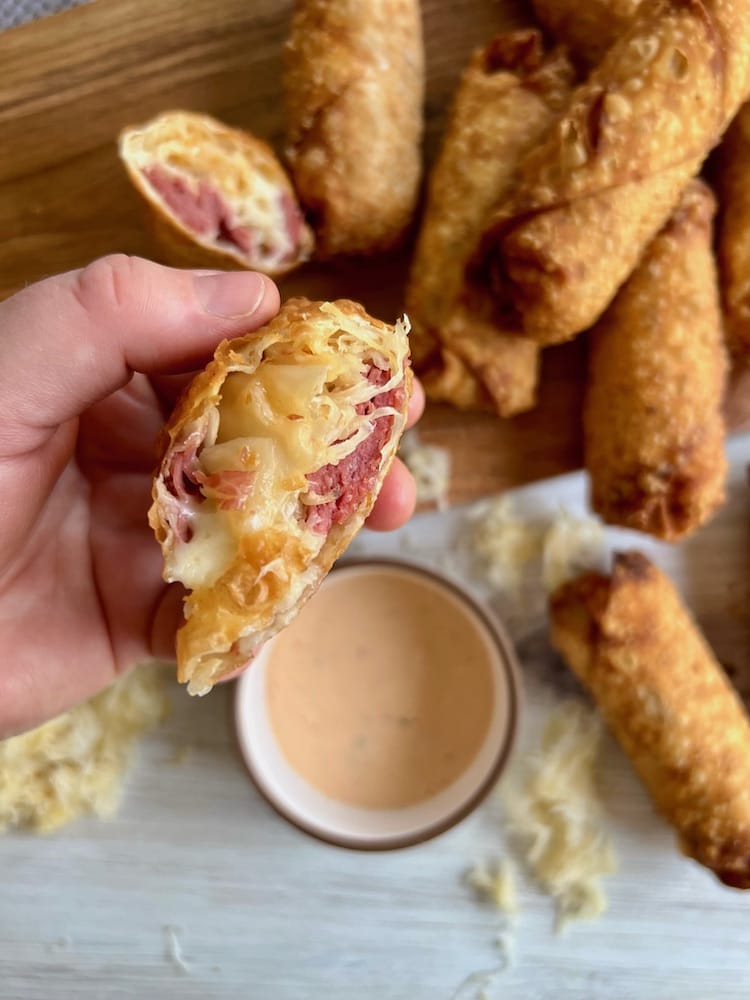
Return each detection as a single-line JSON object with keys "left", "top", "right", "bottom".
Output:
{"left": 0, "top": 0, "right": 748, "bottom": 504}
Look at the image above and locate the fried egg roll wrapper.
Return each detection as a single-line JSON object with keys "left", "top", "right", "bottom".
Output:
{"left": 149, "top": 298, "right": 411, "bottom": 696}
{"left": 715, "top": 102, "right": 750, "bottom": 358}
{"left": 531, "top": 0, "right": 643, "bottom": 68}
{"left": 406, "top": 31, "right": 572, "bottom": 414}
{"left": 532, "top": 0, "right": 750, "bottom": 362}
{"left": 119, "top": 111, "right": 313, "bottom": 276}
{"left": 481, "top": 0, "right": 750, "bottom": 344}
{"left": 550, "top": 552, "right": 750, "bottom": 890}
{"left": 584, "top": 180, "right": 727, "bottom": 541}
{"left": 284, "top": 0, "right": 424, "bottom": 257}
{"left": 421, "top": 301, "right": 540, "bottom": 416}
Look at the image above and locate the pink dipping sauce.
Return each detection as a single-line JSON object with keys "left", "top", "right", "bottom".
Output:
{"left": 265, "top": 565, "right": 499, "bottom": 810}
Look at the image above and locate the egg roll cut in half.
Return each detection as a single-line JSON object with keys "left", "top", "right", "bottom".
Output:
{"left": 550, "top": 552, "right": 750, "bottom": 890}
{"left": 584, "top": 179, "right": 728, "bottom": 541}
{"left": 407, "top": 29, "right": 573, "bottom": 415}
{"left": 119, "top": 111, "right": 313, "bottom": 276}
{"left": 283, "top": 0, "right": 424, "bottom": 257}
{"left": 149, "top": 298, "right": 411, "bottom": 695}
{"left": 531, "top": 0, "right": 643, "bottom": 68}
{"left": 715, "top": 101, "right": 750, "bottom": 358}
{"left": 481, "top": 0, "right": 750, "bottom": 344}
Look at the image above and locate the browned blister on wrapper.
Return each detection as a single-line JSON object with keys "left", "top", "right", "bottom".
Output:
{"left": 584, "top": 180, "right": 727, "bottom": 541}
{"left": 482, "top": 0, "right": 750, "bottom": 344}
{"left": 550, "top": 552, "right": 750, "bottom": 890}
{"left": 284, "top": 0, "right": 424, "bottom": 257}
{"left": 715, "top": 102, "right": 750, "bottom": 357}
{"left": 406, "top": 30, "right": 572, "bottom": 415}
{"left": 532, "top": 0, "right": 643, "bottom": 68}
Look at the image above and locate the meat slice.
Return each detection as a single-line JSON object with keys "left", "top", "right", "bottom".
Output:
{"left": 305, "top": 366, "right": 405, "bottom": 535}
{"left": 165, "top": 441, "right": 202, "bottom": 505}
{"left": 194, "top": 469, "right": 256, "bottom": 511}
{"left": 144, "top": 166, "right": 255, "bottom": 255}
{"left": 161, "top": 426, "right": 207, "bottom": 543}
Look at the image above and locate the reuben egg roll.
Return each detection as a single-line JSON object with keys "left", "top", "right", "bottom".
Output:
{"left": 284, "top": 0, "right": 424, "bottom": 257}
{"left": 584, "top": 180, "right": 727, "bottom": 541}
{"left": 481, "top": 0, "right": 750, "bottom": 343}
{"left": 550, "top": 552, "right": 750, "bottom": 890}
{"left": 150, "top": 298, "right": 411, "bottom": 695}
{"left": 406, "top": 30, "right": 571, "bottom": 415}
{"left": 531, "top": 0, "right": 642, "bottom": 68}
{"left": 421, "top": 300, "right": 539, "bottom": 416}
{"left": 119, "top": 111, "right": 313, "bottom": 276}
{"left": 716, "top": 102, "right": 750, "bottom": 357}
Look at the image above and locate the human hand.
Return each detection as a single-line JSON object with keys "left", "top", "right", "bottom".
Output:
{"left": 0, "top": 255, "right": 424, "bottom": 737}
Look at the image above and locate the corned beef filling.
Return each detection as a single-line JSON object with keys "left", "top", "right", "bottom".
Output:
{"left": 144, "top": 166, "right": 254, "bottom": 254}
{"left": 162, "top": 363, "right": 402, "bottom": 543}
{"left": 143, "top": 166, "right": 304, "bottom": 264}
{"left": 196, "top": 469, "right": 256, "bottom": 512}
{"left": 304, "top": 366, "right": 404, "bottom": 535}
{"left": 163, "top": 435, "right": 203, "bottom": 543}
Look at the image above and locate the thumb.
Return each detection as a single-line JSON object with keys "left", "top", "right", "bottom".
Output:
{"left": 0, "top": 255, "right": 280, "bottom": 455}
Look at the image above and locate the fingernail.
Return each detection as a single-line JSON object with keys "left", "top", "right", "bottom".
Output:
{"left": 194, "top": 271, "right": 267, "bottom": 318}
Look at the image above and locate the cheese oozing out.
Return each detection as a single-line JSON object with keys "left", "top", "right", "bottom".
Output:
{"left": 163, "top": 308, "right": 408, "bottom": 596}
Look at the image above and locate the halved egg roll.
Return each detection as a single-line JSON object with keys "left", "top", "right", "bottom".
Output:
{"left": 481, "top": 0, "right": 750, "bottom": 344}
{"left": 119, "top": 111, "right": 313, "bottom": 276}
{"left": 550, "top": 552, "right": 750, "bottom": 890}
{"left": 584, "top": 180, "right": 727, "bottom": 541}
{"left": 406, "top": 30, "right": 572, "bottom": 415}
{"left": 531, "top": 0, "right": 642, "bottom": 68}
{"left": 283, "top": 0, "right": 424, "bottom": 257}
{"left": 149, "top": 297, "right": 411, "bottom": 695}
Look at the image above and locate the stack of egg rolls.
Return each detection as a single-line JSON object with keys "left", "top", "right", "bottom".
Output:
{"left": 480, "top": 0, "right": 750, "bottom": 344}
{"left": 532, "top": 0, "right": 750, "bottom": 363}
{"left": 518, "top": 3, "right": 750, "bottom": 891}
{"left": 406, "top": 30, "right": 573, "bottom": 415}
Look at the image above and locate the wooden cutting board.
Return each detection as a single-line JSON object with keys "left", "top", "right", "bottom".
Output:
{"left": 1, "top": 0, "right": 748, "bottom": 504}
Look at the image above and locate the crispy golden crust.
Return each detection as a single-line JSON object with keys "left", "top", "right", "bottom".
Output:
{"left": 550, "top": 552, "right": 750, "bottom": 889}
{"left": 716, "top": 102, "right": 750, "bottom": 357}
{"left": 421, "top": 301, "right": 540, "bottom": 417}
{"left": 283, "top": 0, "right": 424, "bottom": 257}
{"left": 406, "top": 31, "right": 571, "bottom": 415}
{"left": 482, "top": 0, "right": 750, "bottom": 344}
{"left": 532, "top": 0, "right": 643, "bottom": 68}
{"left": 119, "top": 111, "right": 313, "bottom": 276}
{"left": 149, "top": 297, "right": 411, "bottom": 694}
{"left": 584, "top": 180, "right": 727, "bottom": 540}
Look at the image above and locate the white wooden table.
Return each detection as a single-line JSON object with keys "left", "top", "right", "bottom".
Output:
{"left": 2, "top": 439, "right": 750, "bottom": 1000}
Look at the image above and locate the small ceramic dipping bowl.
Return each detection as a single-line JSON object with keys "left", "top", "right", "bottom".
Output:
{"left": 234, "top": 560, "right": 520, "bottom": 850}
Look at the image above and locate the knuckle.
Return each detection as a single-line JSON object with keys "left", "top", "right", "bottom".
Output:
{"left": 72, "top": 254, "right": 140, "bottom": 315}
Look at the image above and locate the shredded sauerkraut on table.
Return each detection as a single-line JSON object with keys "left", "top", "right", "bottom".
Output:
{"left": 0, "top": 667, "right": 168, "bottom": 833}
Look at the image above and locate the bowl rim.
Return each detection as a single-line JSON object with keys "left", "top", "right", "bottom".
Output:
{"left": 232, "top": 556, "right": 522, "bottom": 851}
